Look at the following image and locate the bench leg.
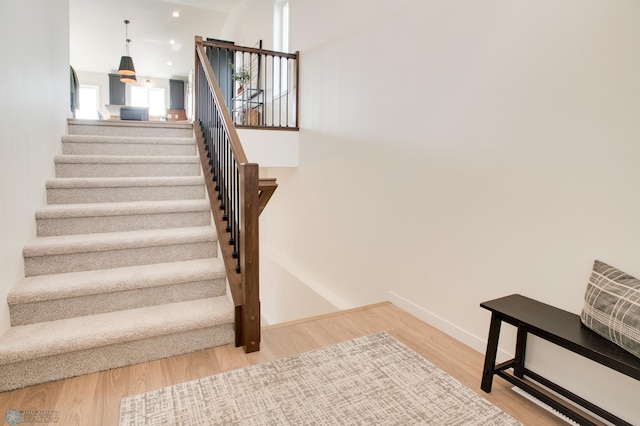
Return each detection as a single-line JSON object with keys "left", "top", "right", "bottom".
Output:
{"left": 514, "top": 327, "right": 527, "bottom": 378}
{"left": 481, "top": 313, "right": 502, "bottom": 392}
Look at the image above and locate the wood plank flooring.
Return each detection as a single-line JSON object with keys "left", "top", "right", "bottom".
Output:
{"left": 0, "top": 302, "right": 569, "bottom": 425}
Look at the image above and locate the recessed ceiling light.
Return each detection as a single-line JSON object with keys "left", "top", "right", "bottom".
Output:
{"left": 167, "top": 61, "right": 173, "bottom": 66}
{"left": 169, "top": 40, "right": 175, "bottom": 45}
{"left": 172, "top": 11, "right": 179, "bottom": 17}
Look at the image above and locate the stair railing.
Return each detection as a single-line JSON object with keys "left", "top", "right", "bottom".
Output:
{"left": 195, "top": 36, "right": 277, "bottom": 353}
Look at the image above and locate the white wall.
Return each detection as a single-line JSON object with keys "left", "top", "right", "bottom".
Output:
{"left": 237, "top": 128, "right": 299, "bottom": 167}
{"left": 0, "top": 0, "right": 70, "bottom": 333}
{"left": 261, "top": 249, "right": 341, "bottom": 324}
{"left": 220, "top": 0, "right": 274, "bottom": 48}
{"left": 226, "top": 0, "right": 640, "bottom": 422}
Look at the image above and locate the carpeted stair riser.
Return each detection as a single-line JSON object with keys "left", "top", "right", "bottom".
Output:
{"left": 23, "top": 227, "right": 217, "bottom": 276}
{"left": 9, "top": 259, "right": 227, "bottom": 325}
{"left": 37, "top": 211, "right": 210, "bottom": 236}
{"left": 54, "top": 155, "right": 200, "bottom": 178}
{"left": 68, "top": 122, "right": 194, "bottom": 138}
{"left": 0, "top": 297, "right": 235, "bottom": 392}
{"left": 62, "top": 135, "right": 196, "bottom": 156}
{"left": 46, "top": 177, "right": 205, "bottom": 204}
{"left": 24, "top": 243, "right": 217, "bottom": 278}
{"left": 10, "top": 279, "right": 225, "bottom": 326}
{"left": 36, "top": 200, "right": 211, "bottom": 236}
{"left": 24, "top": 242, "right": 216, "bottom": 276}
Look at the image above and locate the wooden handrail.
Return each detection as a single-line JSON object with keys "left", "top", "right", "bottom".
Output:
{"left": 258, "top": 178, "right": 278, "bottom": 215}
{"left": 194, "top": 36, "right": 278, "bottom": 353}
{"left": 195, "top": 37, "right": 248, "bottom": 164}
{"left": 203, "top": 39, "right": 298, "bottom": 60}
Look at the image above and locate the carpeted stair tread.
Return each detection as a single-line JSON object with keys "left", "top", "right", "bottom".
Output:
{"left": 61, "top": 134, "right": 196, "bottom": 145}
{"left": 54, "top": 154, "right": 199, "bottom": 164}
{"left": 35, "top": 199, "right": 210, "bottom": 220}
{"left": 0, "top": 297, "right": 235, "bottom": 365}
{"left": 23, "top": 226, "right": 217, "bottom": 257}
{"left": 45, "top": 176, "right": 204, "bottom": 189}
{"left": 8, "top": 258, "right": 225, "bottom": 305}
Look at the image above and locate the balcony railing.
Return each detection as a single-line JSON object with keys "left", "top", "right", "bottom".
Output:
{"left": 200, "top": 39, "right": 299, "bottom": 130}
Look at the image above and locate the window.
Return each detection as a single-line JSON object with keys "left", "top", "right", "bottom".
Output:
{"left": 76, "top": 85, "right": 100, "bottom": 119}
{"left": 274, "top": 0, "right": 290, "bottom": 96}
{"left": 281, "top": 1, "right": 289, "bottom": 52}
{"left": 274, "top": 0, "right": 289, "bottom": 52}
{"left": 130, "top": 86, "right": 166, "bottom": 117}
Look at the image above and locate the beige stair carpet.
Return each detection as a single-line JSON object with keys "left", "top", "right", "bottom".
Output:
{"left": 35, "top": 199, "right": 212, "bottom": 236}
{"left": 54, "top": 154, "right": 201, "bottom": 178}
{"left": 61, "top": 135, "right": 197, "bottom": 156}
{"left": 0, "top": 121, "right": 234, "bottom": 392}
{"left": 9, "top": 258, "right": 226, "bottom": 325}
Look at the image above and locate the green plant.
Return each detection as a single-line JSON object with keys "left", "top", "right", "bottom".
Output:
{"left": 229, "top": 60, "right": 251, "bottom": 85}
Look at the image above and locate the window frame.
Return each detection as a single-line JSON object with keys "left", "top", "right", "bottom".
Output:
{"left": 273, "top": 0, "right": 290, "bottom": 97}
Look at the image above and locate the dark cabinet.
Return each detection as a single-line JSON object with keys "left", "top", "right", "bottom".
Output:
{"left": 120, "top": 106, "right": 149, "bottom": 121}
{"left": 169, "top": 79, "right": 185, "bottom": 110}
{"left": 109, "top": 74, "right": 126, "bottom": 105}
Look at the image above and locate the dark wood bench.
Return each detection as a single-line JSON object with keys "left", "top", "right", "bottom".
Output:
{"left": 480, "top": 294, "right": 640, "bottom": 426}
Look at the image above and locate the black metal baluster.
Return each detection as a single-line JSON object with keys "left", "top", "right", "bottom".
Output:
{"left": 284, "top": 58, "right": 290, "bottom": 127}
{"left": 220, "top": 133, "right": 227, "bottom": 217}
{"left": 211, "top": 95, "right": 217, "bottom": 180}
{"left": 234, "top": 165, "right": 240, "bottom": 273}
{"left": 259, "top": 53, "right": 263, "bottom": 125}
{"left": 229, "top": 157, "right": 236, "bottom": 242}
{"left": 271, "top": 54, "right": 275, "bottom": 127}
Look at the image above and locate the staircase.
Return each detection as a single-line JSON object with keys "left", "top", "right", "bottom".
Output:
{"left": 0, "top": 120, "right": 235, "bottom": 392}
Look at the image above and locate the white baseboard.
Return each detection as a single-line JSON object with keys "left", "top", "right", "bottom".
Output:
{"left": 387, "top": 291, "right": 514, "bottom": 361}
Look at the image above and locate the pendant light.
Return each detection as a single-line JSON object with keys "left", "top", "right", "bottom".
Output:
{"left": 118, "top": 20, "right": 136, "bottom": 81}
{"left": 120, "top": 74, "right": 137, "bottom": 84}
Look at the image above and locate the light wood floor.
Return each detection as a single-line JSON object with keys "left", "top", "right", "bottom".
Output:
{"left": 0, "top": 302, "right": 568, "bottom": 425}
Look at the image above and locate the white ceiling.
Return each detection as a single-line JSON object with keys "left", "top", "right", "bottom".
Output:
{"left": 70, "top": 0, "right": 240, "bottom": 79}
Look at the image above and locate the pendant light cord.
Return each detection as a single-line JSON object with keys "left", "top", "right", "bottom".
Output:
{"left": 124, "top": 20, "right": 131, "bottom": 56}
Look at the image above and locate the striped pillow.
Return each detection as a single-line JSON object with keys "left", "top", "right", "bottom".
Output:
{"left": 581, "top": 260, "right": 640, "bottom": 359}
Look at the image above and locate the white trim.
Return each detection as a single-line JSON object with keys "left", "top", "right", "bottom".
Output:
{"left": 387, "top": 290, "right": 514, "bottom": 361}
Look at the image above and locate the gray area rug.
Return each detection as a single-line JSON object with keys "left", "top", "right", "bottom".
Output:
{"left": 120, "top": 332, "right": 521, "bottom": 425}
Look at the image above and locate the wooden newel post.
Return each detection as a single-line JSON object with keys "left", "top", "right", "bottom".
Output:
{"left": 240, "top": 163, "right": 260, "bottom": 353}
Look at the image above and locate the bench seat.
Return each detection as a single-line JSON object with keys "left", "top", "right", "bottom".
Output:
{"left": 480, "top": 294, "right": 640, "bottom": 426}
